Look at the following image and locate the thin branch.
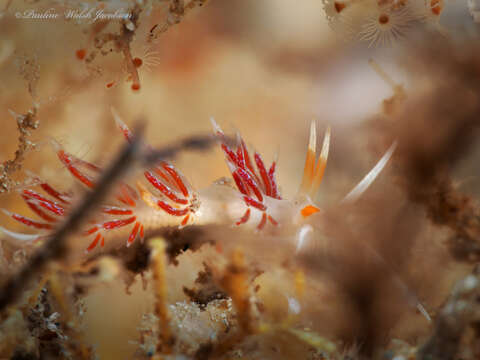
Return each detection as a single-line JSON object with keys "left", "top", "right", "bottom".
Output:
{"left": 143, "top": 134, "right": 230, "bottom": 167}
{"left": 0, "top": 124, "right": 144, "bottom": 312}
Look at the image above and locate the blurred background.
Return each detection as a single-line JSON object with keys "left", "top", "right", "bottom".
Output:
{"left": 0, "top": 0, "right": 479, "bottom": 358}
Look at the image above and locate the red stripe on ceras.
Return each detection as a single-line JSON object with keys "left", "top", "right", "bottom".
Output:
{"left": 74, "top": 158, "right": 102, "bottom": 172}
{"left": 267, "top": 215, "right": 278, "bottom": 226}
{"left": 268, "top": 161, "right": 280, "bottom": 199}
{"left": 22, "top": 195, "right": 56, "bottom": 222}
{"left": 157, "top": 201, "right": 189, "bottom": 216}
{"left": 232, "top": 172, "right": 249, "bottom": 195}
{"left": 86, "top": 233, "right": 102, "bottom": 252}
{"left": 236, "top": 208, "right": 251, "bottom": 225}
{"left": 181, "top": 214, "right": 190, "bottom": 226}
{"left": 116, "top": 184, "right": 136, "bottom": 207}
{"left": 40, "top": 183, "right": 70, "bottom": 204}
{"left": 57, "top": 150, "right": 95, "bottom": 188}
{"left": 144, "top": 171, "right": 188, "bottom": 205}
{"left": 102, "top": 206, "right": 133, "bottom": 215}
{"left": 236, "top": 146, "right": 246, "bottom": 168}
{"left": 254, "top": 152, "right": 272, "bottom": 197}
{"left": 243, "top": 196, "right": 266, "bottom": 211}
{"left": 23, "top": 190, "right": 65, "bottom": 216}
{"left": 102, "top": 216, "right": 137, "bottom": 230}
{"left": 83, "top": 226, "right": 99, "bottom": 235}
{"left": 154, "top": 166, "right": 176, "bottom": 187}
{"left": 240, "top": 140, "right": 259, "bottom": 183}
{"left": 11, "top": 214, "right": 53, "bottom": 230}
{"left": 257, "top": 213, "right": 267, "bottom": 230}
{"left": 161, "top": 163, "right": 189, "bottom": 198}
{"left": 127, "top": 222, "right": 140, "bottom": 246}
{"left": 221, "top": 144, "right": 239, "bottom": 167}
{"left": 236, "top": 168, "right": 263, "bottom": 202}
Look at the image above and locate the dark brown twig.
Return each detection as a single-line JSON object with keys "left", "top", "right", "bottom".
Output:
{"left": 0, "top": 124, "right": 145, "bottom": 312}
{"left": 144, "top": 134, "right": 230, "bottom": 166}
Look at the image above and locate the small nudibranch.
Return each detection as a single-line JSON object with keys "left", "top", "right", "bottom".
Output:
{"left": 0, "top": 112, "right": 429, "bottom": 321}
{"left": 0, "top": 111, "right": 395, "bottom": 255}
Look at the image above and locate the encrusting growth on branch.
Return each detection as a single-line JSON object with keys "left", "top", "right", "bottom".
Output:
{"left": 0, "top": 106, "right": 39, "bottom": 194}
{"left": 150, "top": 238, "right": 175, "bottom": 356}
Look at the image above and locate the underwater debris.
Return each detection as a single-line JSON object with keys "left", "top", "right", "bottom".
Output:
{"left": 0, "top": 106, "right": 39, "bottom": 194}
{"left": 91, "top": 2, "right": 144, "bottom": 91}
{"left": 183, "top": 262, "right": 228, "bottom": 310}
{"left": 418, "top": 267, "right": 480, "bottom": 360}
{"left": 0, "top": 280, "right": 95, "bottom": 359}
{"left": 469, "top": 0, "right": 480, "bottom": 22}
{"left": 148, "top": 0, "right": 210, "bottom": 41}
{"left": 386, "top": 40, "right": 480, "bottom": 262}
{"left": 368, "top": 59, "right": 406, "bottom": 117}
{"left": 219, "top": 248, "right": 254, "bottom": 335}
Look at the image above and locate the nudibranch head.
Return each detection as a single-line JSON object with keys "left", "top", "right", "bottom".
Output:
{"left": 296, "top": 121, "right": 330, "bottom": 221}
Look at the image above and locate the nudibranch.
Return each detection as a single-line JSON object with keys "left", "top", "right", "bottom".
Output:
{"left": 0, "top": 110, "right": 432, "bottom": 322}
{"left": 0, "top": 111, "right": 395, "bottom": 255}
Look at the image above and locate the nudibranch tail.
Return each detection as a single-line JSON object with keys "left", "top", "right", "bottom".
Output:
{"left": 341, "top": 141, "right": 397, "bottom": 204}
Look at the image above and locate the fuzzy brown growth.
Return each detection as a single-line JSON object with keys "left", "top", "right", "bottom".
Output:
{"left": 219, "top": 249, "right": 253, "bottom": 334}
{"left": 150, "top": 238, "right": 175, "bottom": 355}
{"left": 148, "top": 0, "right": 210, "bottom": 41}
{"left": 0, "top": 54, "right": 41, "bottom": 193}
{"left": 183, "top": 262, "right": 228, "bottom": 310}
{"left": 419, "top": 267, "right": 480, "bottom": 359}
{"left": 92, "top": 3, "right": 143, "bottom": 92}
{"left": 0, "top": 107, "right": 39, "bottom": 193}
{"left": 389, "top": 40, "right": 480, "bottom": 262}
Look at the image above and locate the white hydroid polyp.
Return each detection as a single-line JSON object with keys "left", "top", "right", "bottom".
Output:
{"left": 358, "top": 2, "right": 418, "bottom": 47}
